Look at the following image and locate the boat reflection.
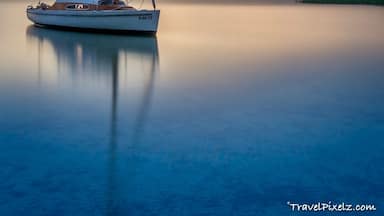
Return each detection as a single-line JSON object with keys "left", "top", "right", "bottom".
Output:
{"left": 26, "top": 25, "right": 159, "bottom": 79}
{"left": 26, "top": 26, "right": 159, "bottom": 216}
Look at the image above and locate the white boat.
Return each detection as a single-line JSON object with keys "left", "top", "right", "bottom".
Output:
{"left": 26, "top": 0, "right": 160, "bottom": 34}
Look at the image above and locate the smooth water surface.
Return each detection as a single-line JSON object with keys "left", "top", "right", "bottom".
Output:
{"left": 0, "top": 2, "right": 384, "bottom": 215}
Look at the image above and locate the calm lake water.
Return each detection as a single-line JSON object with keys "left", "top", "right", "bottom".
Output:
{"left": 0, "top": 2, "right": 384, "bottom": 215}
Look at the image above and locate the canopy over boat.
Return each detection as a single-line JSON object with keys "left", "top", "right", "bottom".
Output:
{"left": 55, "top": 0, "right": 99, "bottom": 4}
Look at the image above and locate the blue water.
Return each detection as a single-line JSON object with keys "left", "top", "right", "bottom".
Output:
{"left": 0, "top": 2, "right": 384, "bottom": 216}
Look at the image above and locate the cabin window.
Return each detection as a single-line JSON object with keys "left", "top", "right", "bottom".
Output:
{"left": 65, "top": 4, "right": 89, "bottom": 10}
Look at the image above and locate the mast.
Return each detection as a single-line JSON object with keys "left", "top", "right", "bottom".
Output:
{"left": 151, "top": 0, "right": 156, "bottom": 9}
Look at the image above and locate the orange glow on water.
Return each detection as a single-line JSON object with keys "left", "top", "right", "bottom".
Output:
{"left": 0, "top": 2, "right": 383, "bottom": 88}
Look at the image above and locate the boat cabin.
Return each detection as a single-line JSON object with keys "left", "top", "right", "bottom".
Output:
{"left": 39, "top": 0, "right": 133, "bottom": 10}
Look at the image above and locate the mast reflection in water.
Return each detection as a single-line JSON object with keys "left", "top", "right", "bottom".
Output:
{"left": 26, "top": 26, "right": 159, "bottom": 215}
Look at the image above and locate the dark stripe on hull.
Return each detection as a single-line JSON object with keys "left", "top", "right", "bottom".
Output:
{"left": 34, "top": 23, "right": 157, "bottom": 35}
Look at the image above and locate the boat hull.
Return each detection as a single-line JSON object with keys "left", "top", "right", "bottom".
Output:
{"left": 27, "top": 9, "right": 160, "bottom": 33}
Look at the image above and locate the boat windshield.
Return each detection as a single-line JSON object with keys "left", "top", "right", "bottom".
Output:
{"left": 98, "top": 0, "right": 126, "bottom": 5}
